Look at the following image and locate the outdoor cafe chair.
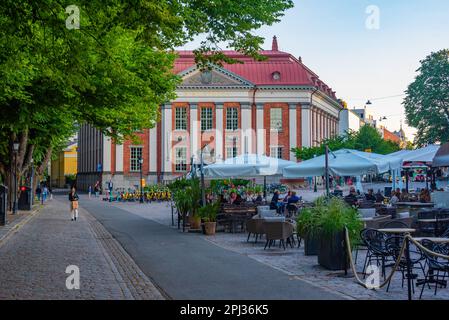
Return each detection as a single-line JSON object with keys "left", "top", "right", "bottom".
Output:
{"left": 360, "top": 228, "right": 390, "bottom": 279}
{"left": 418, "top": 239, "right": 449, "bottom": 299}
{"left": 380, "top": 220, "right": 409, "bottom": 229}
{"left": 246, "top": 218, "right": 265, "bottom": 243}
{"left": 263, "top": 221, "right": 295, "bottom": 250}
{"left": 436, "top": 211, "right": 449, "bottom": 237}
{"left": 384, "top": 236, "right": 426, "bottom": 293}
{"left": 418, "top": 210, "right": 438, "bottom": 237}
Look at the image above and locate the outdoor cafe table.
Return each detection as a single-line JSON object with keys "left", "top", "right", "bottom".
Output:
{"left": 396, "top": 202, "right": 434, "bottom": 208}
{"left": 412, "top": 237, "right": 449, "bottom": 243}
{"left": 377, "top": 228, "right": 416, "bottom": 234}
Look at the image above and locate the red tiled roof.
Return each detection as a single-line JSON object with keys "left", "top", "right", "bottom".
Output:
{"left": 174, "top": 44, "right": 338, "bottom": 100}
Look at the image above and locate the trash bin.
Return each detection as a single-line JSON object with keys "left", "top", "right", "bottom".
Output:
{"left": 18, "top": 186, "right": 32, "bottom": 211}
{"left": 0, "top": 185, "right": 7, "bottom": 226}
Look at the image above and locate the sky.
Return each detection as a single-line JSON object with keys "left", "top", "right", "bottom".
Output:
{"left": 178, "top": 0, "right": 449, "bottom": 141}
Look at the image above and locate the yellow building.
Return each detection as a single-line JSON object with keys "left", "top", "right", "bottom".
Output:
{"left": 50, "top": 142, "right": 78, "bottom": 188}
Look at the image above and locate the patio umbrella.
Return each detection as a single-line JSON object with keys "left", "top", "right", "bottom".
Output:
{"left": 201, "top": 154, "right": 297, "bottom": 200}
{"left": 283, "top": 149, "right": 402, "bottom": 178}
{"left": 203, "top": 154, "right": 297, "bottom": 177}
{"left": 390, "top": 144, "right": 440, "bottom": 166}
{"left": 432, "top": 142, "right": 449, "bottom": 167}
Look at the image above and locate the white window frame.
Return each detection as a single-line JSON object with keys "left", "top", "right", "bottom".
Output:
{"left": 175, "top": 107, "right": 187, "bottom": 131}
{"left": 270, "top": 108, "right": 283, "bottom": 131}
{"left": 200, "top": 107, "right": 213, "bottom": 132}
{"left": 130, "top": 146, "right": 143, "bottom": 172}
{"left": 226, "top": 107, "right": 239, "bottom": 131}
{"left": 270, "top": 146, "right": 283, "bottom": 159}
{"left": 226, "top": 146, "right": 238, "bottom": 159}
{"left": 174, "top": 147, "right": 187, "bottom": 172}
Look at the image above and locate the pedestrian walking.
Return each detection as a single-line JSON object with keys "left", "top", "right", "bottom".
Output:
{"left": 69, "top": 187, "right": 79, "bottom": 221}
{"left": 36, "top": 185, "right": 42, "bottom": 202}
{"left": 42, "top": 185, "right": 48, "bottom": 203}
{"left": 88, "top": 185, "right": 92, "bottom": 198}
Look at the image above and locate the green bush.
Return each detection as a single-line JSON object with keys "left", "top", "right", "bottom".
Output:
{"left": 198, "top": 201, "right": 221, "bottom": 222}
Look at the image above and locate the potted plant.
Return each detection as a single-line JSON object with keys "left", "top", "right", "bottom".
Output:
{"left": 186, "top": 178, "right": 202, "bottom": 230}
{"left": 317, "top": 197, "right": 362, "bottom": 270}
{"left": 296, "top": 200, "right": 325, "bottom": 256}
{"left": 173, "top": 189, "right": 190, "bottom": 228}
{"left": 199, "top": 201, "right": 220, "bottom": 235}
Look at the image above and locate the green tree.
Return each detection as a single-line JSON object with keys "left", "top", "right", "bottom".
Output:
{"left": 292, "top": 125, "right": 400, "bottom": 161}
{"left": 404, "top": 49, "right": 449, "bottom": 146}
{"left": 0, "top": 0, "right": 294, "bottom": 206}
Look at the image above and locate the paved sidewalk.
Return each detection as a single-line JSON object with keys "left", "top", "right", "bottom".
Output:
{"left": 0, "top": 198, "right": 164, "bottom": 300}
{"left": 0, "top": 205, "right": 42, "bottom": 244}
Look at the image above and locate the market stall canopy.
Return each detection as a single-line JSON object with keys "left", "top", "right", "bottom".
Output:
{"left": 202, "top": 154, "right": 297, "bottom": 178}
{"left": 432, "top": 142, "right": 449, "bottom": 167}
{"left": 283, "top": 149, "right": 402, "bottom": 178}
{"left": 389, "top": 144, "right": 440, "bottom": 167}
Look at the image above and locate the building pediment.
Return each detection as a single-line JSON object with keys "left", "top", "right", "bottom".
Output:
{"left": 178, "top": 65, "right": 254, "bottom": 89}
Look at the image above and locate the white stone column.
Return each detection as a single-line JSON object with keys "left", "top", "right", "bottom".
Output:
{"left": 163, "top": 104, "right": 172, "bottom": 174}
{"left": 116, "top": 143, "right": 123, "bottom": 172}
{"left": 289, "top": 103, "right": 297, "bottom": 161}
{"left": 256, "top": 103, "right": 265, "bottom": 155}
{"left": 149, "top": 126, "right": 157, "bottom": 173}
{"left": 103, "top": 135, "right": 111, "bottom": 172}
{"left": 190, "top": 104, "right": 198, "bottom": 161}
{"left": 301, "top": 104, "right": 311, "bottom": 148}
{"left": 241, "top": 103, "right": 251, "bottom": 154}
{"left": 215, "top": 103, "right": 224, "bottom": 161}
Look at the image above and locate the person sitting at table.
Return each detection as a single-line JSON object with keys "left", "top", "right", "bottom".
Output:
{"left": 400, "top": 188, "right": 410, "bottom": 202}
{"left": 390, "top": 191, "right": 400, "bottom": 206}
{"left": 344, "top": 187, "right": 359, "bottom": 207}
{"left": 270, "top": 190, "right": 280, "bottom": 211}
{"left": 288, "top": 191, "right": 301, "bottom": 204}
{"left": 234, "top": 193, "right": 243, "bottom": 205}
{"left": 375, "top": 189, "right": 385, "bottom": 203}
{"left": 254, "top": 192, "right": 263, "bottom": 203}
{"left": 229, "top": 191, "right": 238, "bottom": 204}
{"left": 419, "top": 188, "right": 431, "bottom": 203}
{"left": 395, "top": 188, "right": 401, "bottom": 200}
{"left": 365, "top": 189, "right": 376, "bottom": 202}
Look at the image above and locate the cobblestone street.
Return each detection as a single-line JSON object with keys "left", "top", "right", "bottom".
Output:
{"left": 0, "top": 197, "right": 164, "bottom": 300}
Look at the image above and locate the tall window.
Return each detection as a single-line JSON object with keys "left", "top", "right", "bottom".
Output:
{"left": 270, "top": 108, "right": 283, "bottom": 131}
{"left": 175, "top": 147, "right": 187, "bottom": 172}
{"left": 175, "top": 107, "right": 187, "bottom": 130}
{"left": 130, "top": 147, "right": 143, "bottom": 172}
{"left": 270, "top": 146, "right": 283, "bottom": 159}
{"left": 201, "top": 107, "right": 213, "bottom": 132}
{"left": 226, "top": 147, "right": 238, "bottom": 159}
{"left": 226, "top": 107, "right": 238, "bottom": 131}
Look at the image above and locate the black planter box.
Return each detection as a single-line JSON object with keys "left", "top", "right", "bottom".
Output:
{"left": 304, "top": 232, "right": 320, "bottom": 256}
{"left": 318, "top": 231, "right": 348, "bottom": 271}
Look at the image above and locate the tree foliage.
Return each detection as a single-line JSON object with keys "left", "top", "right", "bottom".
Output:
{"left": 292, "top": 125, "right": 400, "bottom": 161}
{"left": 0, "top": 0, "right": 294, "bottom": 196}
{"left": 404, "top": 49, "right": 449, "bottom": 146}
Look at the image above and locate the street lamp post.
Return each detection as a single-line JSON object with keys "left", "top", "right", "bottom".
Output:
{"left": 12, "top": 142, "right": 19, "bottom": 214}
{"left": 139, "top": 157, "right": 144, "bottom": 203}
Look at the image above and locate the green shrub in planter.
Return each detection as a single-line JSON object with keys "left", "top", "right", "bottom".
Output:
{"left": 297, "top": 196, "right": 363, "bottom": 267}
{"left": 296, "top": 197, "right": 326, "bottom": 256}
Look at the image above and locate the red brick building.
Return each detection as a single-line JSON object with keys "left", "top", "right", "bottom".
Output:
{"left": 77, "top": 37, "right": 343, "bottom": 190}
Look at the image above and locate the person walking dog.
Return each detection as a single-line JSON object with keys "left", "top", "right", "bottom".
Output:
{"left": 69, "top": 187, "right": 80, "bottom": 221}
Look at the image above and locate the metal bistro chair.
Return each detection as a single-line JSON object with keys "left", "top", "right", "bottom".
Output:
{"left": 380, "top": 220, "right": 409, "bottom": 229}
{"left": 384, "top": 236, "right": 426, "bottom": 293}
{"left": 360, "top": 229, "right": 390, "bottom": 279}
{"left": 436, "top": 210, "right": 449, "bottom": 237}
{"left": 418, "top": 239, "right": 449, "bottom": 299}
{"left": 417, "top": 210, "right": 438, "bottom": 237}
